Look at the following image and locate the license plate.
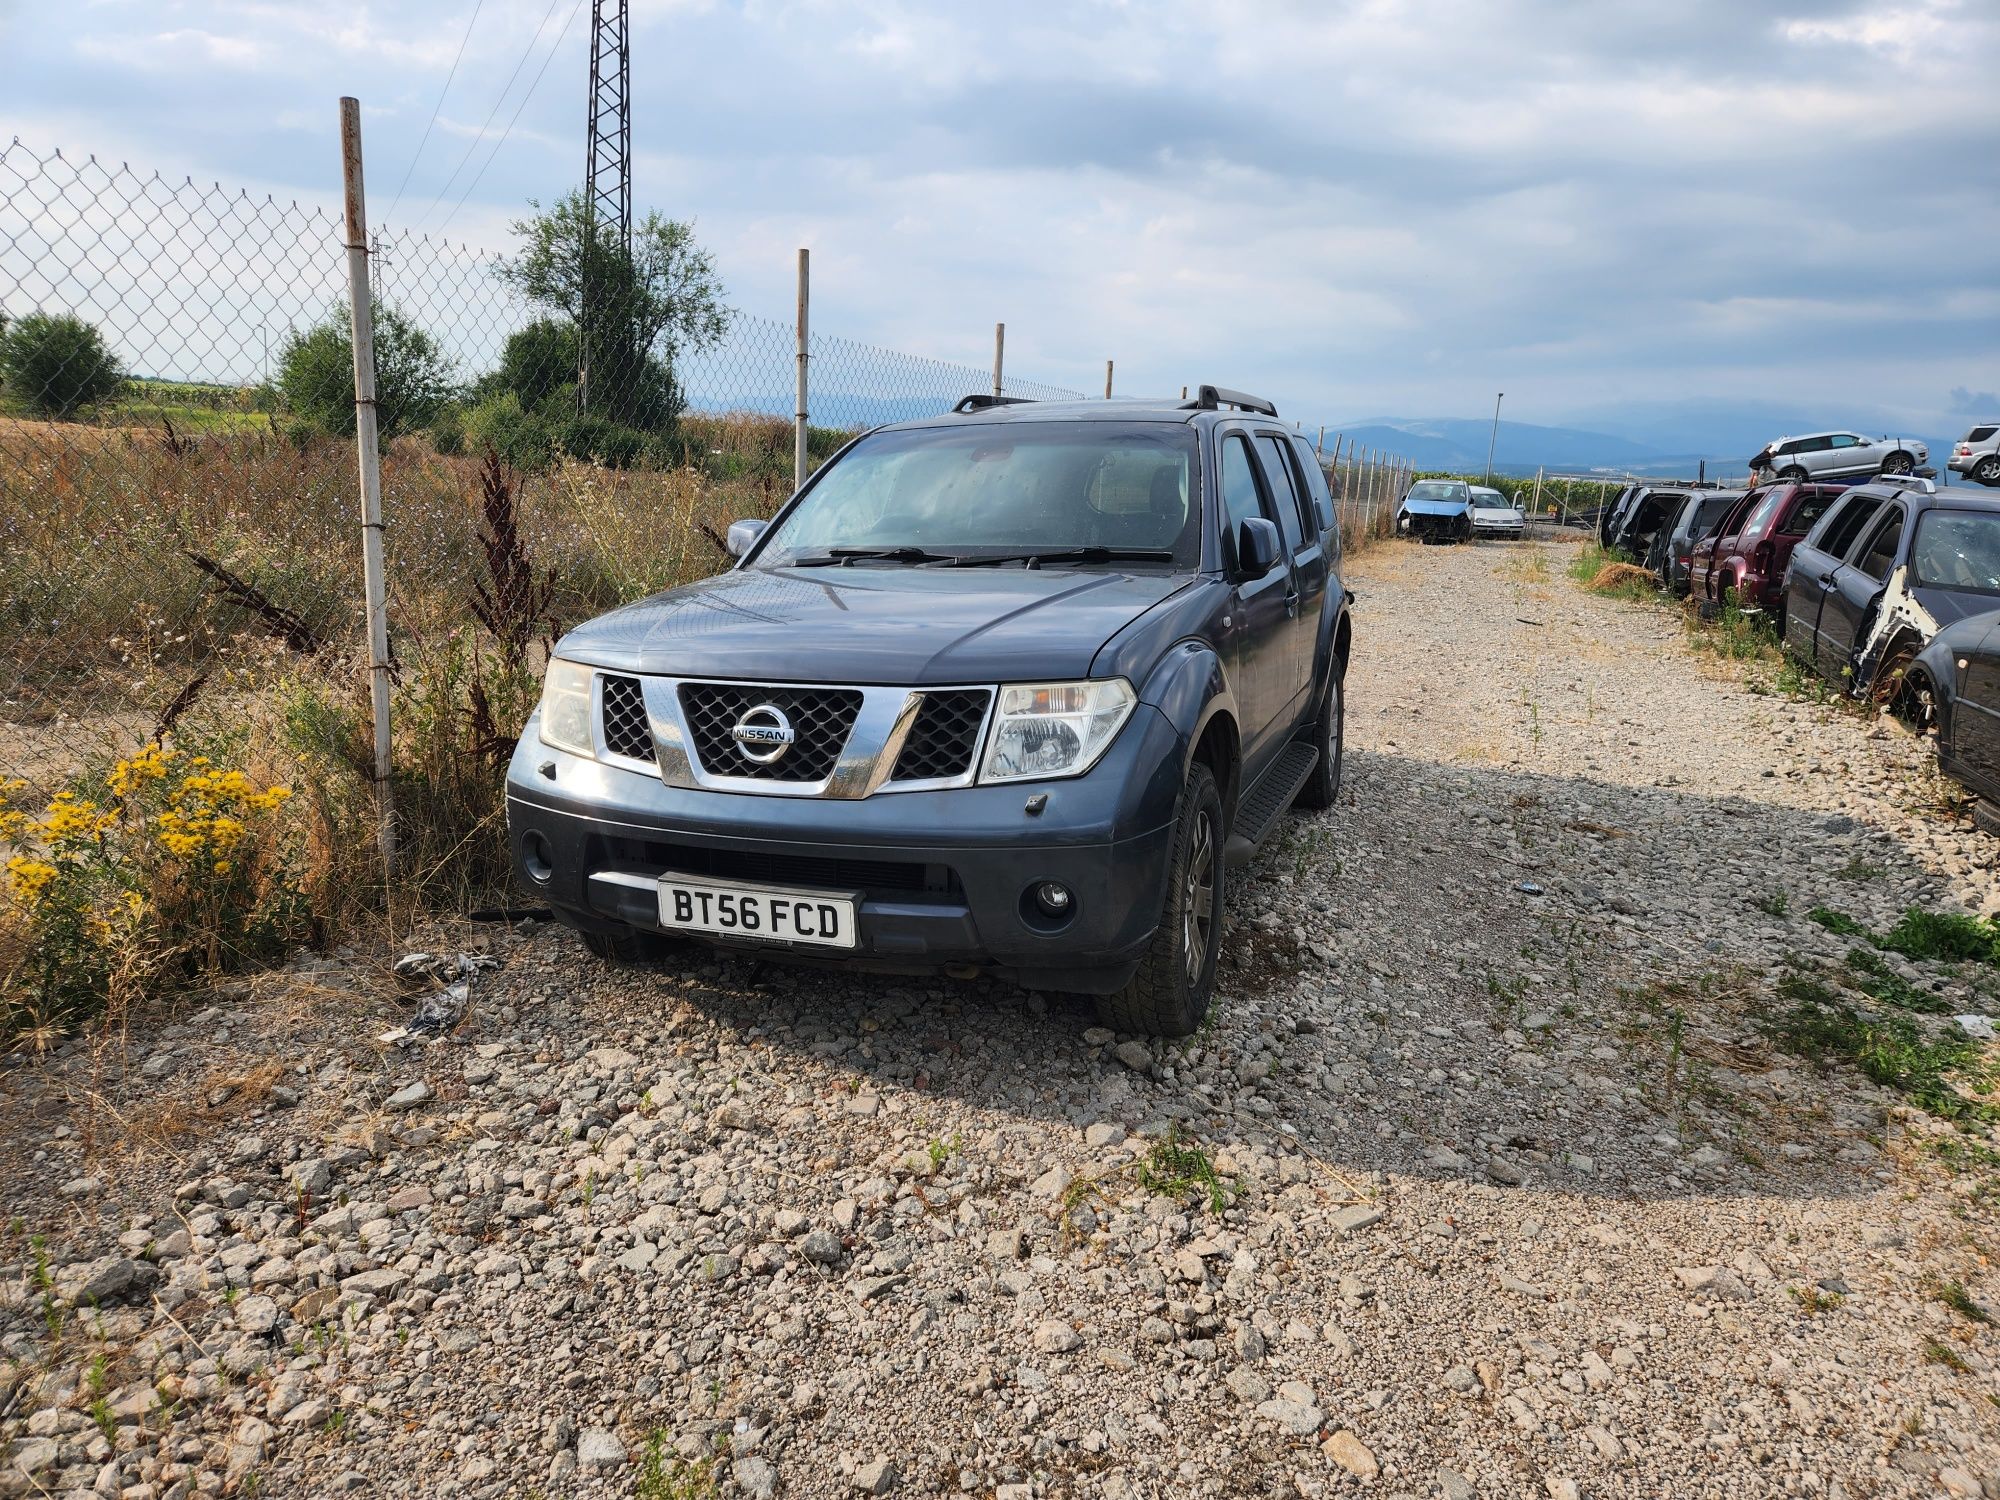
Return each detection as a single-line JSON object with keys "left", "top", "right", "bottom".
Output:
{"left": 656, "top": 873, "right": 858, "bottom": 949}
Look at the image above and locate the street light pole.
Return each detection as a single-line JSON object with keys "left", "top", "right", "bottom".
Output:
{"left": 1484, "top": 391, "right": 1505, "bottom": 486}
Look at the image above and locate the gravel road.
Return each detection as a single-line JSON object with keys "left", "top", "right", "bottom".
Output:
{"left": 5, "top": 537, "right": 2000, "bottom": 1500}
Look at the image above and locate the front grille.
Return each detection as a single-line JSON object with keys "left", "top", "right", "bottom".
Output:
{"left": 600, "top": 675, "right": 655, "bottom": 762}
{"left": 594, "top": 834, "right": 963, "bottom": 904}
{"left": 679, "top": 682, "right": 862, "bottom": 782}
{"left": 891, "top": 690, "right": 990, "bottom": 782}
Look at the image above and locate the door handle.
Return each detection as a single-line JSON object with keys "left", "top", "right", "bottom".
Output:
{"left": 1283, "top": 586, "right": 1300, "bottom": 617}
{"left": 1817, "top": 573, "right": 1835, "bottom": 586}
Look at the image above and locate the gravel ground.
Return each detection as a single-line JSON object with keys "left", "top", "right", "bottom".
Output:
{"left": 5, "top": 536, "right": 2000, "bottom": 1500}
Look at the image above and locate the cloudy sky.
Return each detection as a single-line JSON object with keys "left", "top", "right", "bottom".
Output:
{"left": 3, "top": 0, "right": 1996, "bottom": 444}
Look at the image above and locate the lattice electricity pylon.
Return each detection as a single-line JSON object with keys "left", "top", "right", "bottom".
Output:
{"left": 583, "top": 0, "right": 631, "bottom": 251}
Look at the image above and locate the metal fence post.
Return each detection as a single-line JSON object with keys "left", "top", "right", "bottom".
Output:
{"left": 992, "top": 323, "right": 1005, "bottom": 398}
{"left": 794, "top": 247, "right": 809, "bottom": 490}
{"left": 339, "top": 97, "right": 396, "bottom": 880}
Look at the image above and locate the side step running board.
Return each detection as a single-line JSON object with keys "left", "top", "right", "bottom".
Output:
{"left": 1224, "top": 741, "right": 1318, "bottom": 868}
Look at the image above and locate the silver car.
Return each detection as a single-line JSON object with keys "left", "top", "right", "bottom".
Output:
{"left": 1751, "top": 429, "right": 1928, "bottom": 482}
{"left": 1468, "top": 486, "right": 1525, "bottom": 539}
{"left": 1948, "top": 421, "right": 2000, "bottom": 487}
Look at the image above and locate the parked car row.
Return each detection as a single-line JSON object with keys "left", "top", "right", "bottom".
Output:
{"left": 1618, "top": 473, "right": 2000, "bottom": 825}
{"left": 1395, "top": 479, "right": 1527, "bottom": 543}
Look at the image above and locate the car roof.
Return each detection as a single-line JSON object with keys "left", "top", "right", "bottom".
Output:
{"left": 1772, "top": 429, "right": 1865, "bottom": 442}
{"left": 1836, "top": 481, "right": 2000, "bottom": 513}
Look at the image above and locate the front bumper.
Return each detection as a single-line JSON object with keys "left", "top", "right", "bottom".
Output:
{"left": 505, "top": 705, "right": 1185, "bottom": 993}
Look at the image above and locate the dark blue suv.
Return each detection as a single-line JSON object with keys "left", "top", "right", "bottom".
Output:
{"left": 505, "top": 386, "right": 1353, "bottom": 1036}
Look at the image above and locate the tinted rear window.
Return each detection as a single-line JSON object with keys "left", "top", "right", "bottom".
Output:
{"left": 1969, "top": 426, "right": 1998, "bottom": 443}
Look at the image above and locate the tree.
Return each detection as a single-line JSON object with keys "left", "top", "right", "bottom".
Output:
{"left": 0, "top": 313, "right": 124, "bottom": 417}
{"left": 276, "top": 302, "right": 454, "bottom": 439}
{"left": 497, "top": 191, "right": 729, "bottom": 429}
{"left": 484, "top": 318, "right": 581, "bottom": 413}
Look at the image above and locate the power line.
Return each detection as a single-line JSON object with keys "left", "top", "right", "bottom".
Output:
{"left": 382, "top": 0, "right": 487, "bottom": 227}
{"left": 408, "top": 0, "right": 568, "bottom": 235}
{"left": 430, "top": 0, "right": 587, "bottom": 241}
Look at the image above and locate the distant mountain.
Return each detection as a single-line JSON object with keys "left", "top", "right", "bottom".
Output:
{"left": 1321, "top": 417, "right": 1673, "bottom": 477}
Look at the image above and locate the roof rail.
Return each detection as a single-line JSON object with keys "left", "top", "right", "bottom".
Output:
{"left": 1871, "top": 474, "right": 1936, "bottom": 494}
{"left": 1183, "top": 384, "right": 1278, "bottom": 418}
{"left": 952, "top": 394, "right": 1036, "bottom": 414}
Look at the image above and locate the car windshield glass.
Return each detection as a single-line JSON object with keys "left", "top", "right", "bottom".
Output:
{"left": 757, "top": 421, "right": 1198, "bottom": 566}
{"left": 1406, "top": 482, "right": 1462, "bottom": 502}
{"left": 1471, "top": 492, "right": 1507, "bottom": 508}
{"left": 1910, "top": 510, "right": 2000, "bottom": 593}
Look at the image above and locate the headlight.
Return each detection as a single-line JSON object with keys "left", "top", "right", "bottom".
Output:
{"left": 538, "top": 659, "right": 595, "bottom": 756}
{"left": 978, "top": 679, "right": 1135, "bottom": 783}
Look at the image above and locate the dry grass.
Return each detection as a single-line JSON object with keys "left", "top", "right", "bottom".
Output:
{"left": 1586, "top": 561, "right": 1657, "bottom": 594}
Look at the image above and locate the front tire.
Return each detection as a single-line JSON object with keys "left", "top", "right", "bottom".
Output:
{"left": 1974, "top": 455, "right": 2000, "bottom": 486}
{"left": 1779, "top": 466, "right": 1809, "bottom": 482}
{"left": 1880, "top": 451, "right": 1915, "bottom": 476}
{"left": 1097, "top": 762, "right": 1223, "bottom": 1038}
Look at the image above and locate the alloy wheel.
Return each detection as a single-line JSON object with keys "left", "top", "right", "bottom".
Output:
{"left": 1181, "top": 808, "right": 1216, "bottom": 986}
{"left": 1882, "top": 453, "right": 1914, "bottom": 475}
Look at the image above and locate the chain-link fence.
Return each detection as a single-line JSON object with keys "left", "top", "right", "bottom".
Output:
{"left": 0, "top": 136, "right": 1413, "bottom": 882}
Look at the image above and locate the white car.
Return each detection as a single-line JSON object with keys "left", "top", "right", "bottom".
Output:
{"left": 1469, "top": 486, "right": 1525, "bottom": 539}
{"left": 1948, "top": 421, "right": 2000, "bottom": 487}
{"left": 1750, "top": 429, "right": 1928, "bottom": 482}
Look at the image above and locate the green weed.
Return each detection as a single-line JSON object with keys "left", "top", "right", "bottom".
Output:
{"left": 1138, "top": 1125, "right": 1230, "bottom": 1214}
{"left": 635, "top": 1430, "right": 716, "bottom": 1500}
{"left": 1931, "top": 1278, "right": 1993, "bottom": 1325}
{"left": 1789, "top": 1285, "right": 1844, "bottom": 1315}
{"left": 1806, "top": 906, "right": 1866, "bottom": 936}
{"left": 1878, "top": 909, "right": 2000, "bottom": 967}
{"left": 1925, "top": 1339, "right": 1973, "bottom": 1373}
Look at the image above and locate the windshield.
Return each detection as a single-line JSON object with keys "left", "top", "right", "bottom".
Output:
{"left": 1910, "top": 509, "right": 2000, "bottom": 593}
{"left": 1406, "top": 481, "right": 1464, "bottom": 503}
{"left": 1471, "top": 491, "right": 1508, "bottom": 508}
{"left": 756, "top": 421, "right": 1198, "bottom": 566}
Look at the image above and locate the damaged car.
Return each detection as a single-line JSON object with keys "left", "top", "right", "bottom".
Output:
{"left": 1396, "top": 479, "right": 1473, "bottom": 543}
{"left": 1901, "top": 607, "right": 2000, "bottom": 827}
{"left": 1781, "top": 478, "right": 2000, "bottom": 698}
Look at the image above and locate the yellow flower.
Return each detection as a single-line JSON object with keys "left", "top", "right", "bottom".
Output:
{"left": 213, "top": 860, "right": 231, "bottom": 874}
{"left": 5, "top": 854, "right": 59, "bottom": 905}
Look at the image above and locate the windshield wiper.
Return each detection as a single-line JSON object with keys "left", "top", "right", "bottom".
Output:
{"left": 789, "top": 546, "right": 961, "bottom": 568}
{"left": 951, "top": 546, "right": 1178, "bottom": 569}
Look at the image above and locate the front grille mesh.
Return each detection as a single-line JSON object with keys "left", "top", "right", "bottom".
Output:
{"left": 891, "top": 690, "right": 990, "bottom": 782}
{"left": 600, "top": 675, "right": 654, "bottom": 762}
{"left": 679, "top": 683, "right": 862, "bottom": 782}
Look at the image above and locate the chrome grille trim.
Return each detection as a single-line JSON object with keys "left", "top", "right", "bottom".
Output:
{"left": 577, "top": 673, "right": 995, "bottom": 798}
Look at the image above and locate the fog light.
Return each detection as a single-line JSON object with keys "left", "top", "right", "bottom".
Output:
{"left": 1033, "top": 881, "right": 1072, "bottom": 917}
{"left": 522, "top": 830, "right": 554, "bottom": 883}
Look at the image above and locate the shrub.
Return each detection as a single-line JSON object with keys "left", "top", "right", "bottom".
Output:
{"left": 463, "top": 392, "right": 558, "bottom": 470}
{"left": 0, "top": 746, "right": 302, "bottom": 1046}
{"left": 277, "top": 301, "right": 455, "bottom": 439}
{"left": 0, "top": 313, "right": 124, "bottom": 417}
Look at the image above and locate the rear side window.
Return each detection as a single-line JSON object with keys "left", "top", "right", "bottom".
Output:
{"left": 1218, "top": 435, "right": 1268, "bottom": 568}
{"left": 1738, "top": 490, "right": 1785, "bottom": 539}
{"left": 1781, "top": 488, "right": 1841, "bottom": 536}
{"left": 1848, "top": 504, "right": 1906, "bottom": 580}
{"left": 1289, "top": 434, "right": 1336, "bottom": 530}
{"left": 1256, "top": 435, "right": 1309, "bottom": 550}
{"left": 1810, "top": 494, "right": 1883, "bottom": 557}
{"left": 1969, "top": 426, "right": 1998, "bottom": 443}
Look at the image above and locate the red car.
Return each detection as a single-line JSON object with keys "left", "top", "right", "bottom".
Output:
{"left": 1691, "top": 481, "right": 1848, "bottom": 610}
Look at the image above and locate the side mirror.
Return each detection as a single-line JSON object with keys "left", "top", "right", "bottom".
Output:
{"left": 726, "top": 519, "right": 767, "bottom": 559}
{"left": 1235, "top": 516, "right": 1282, "bottom": 576}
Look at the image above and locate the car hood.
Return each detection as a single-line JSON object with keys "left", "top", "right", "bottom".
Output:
{"left": 553, "top": 565, "right": 1193, "bottom": 684}
{"left": 1401, "top": 497, "right": 1469, "bottom": 516}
